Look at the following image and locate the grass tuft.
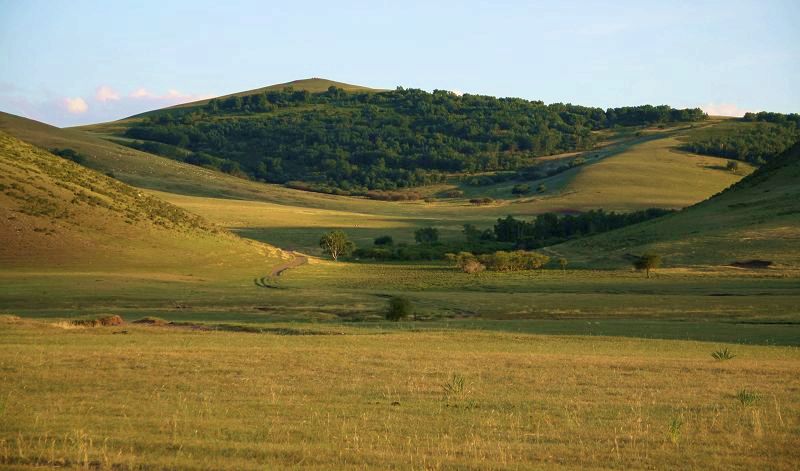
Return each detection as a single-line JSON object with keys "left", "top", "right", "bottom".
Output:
{"left": 711, "top": 347, "right": 736, "bottom": 361}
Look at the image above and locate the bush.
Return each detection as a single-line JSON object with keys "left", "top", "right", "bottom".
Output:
{"left": 446, "top": 252, "right": 487, "bottom": 274}
{"left": 479, "top": 250, "right": 550, "bottom": 271}
{"left": 511, "top": 183, "right": 531, "bottom": 195}
{"left": 374, "top": 235, "right": 394, "bottom": 246}
{"left": 386, "top": 296, "right": 413, "bottom": 321}
{"left": 414, "top": 227, "right": 439, "bottom": 244}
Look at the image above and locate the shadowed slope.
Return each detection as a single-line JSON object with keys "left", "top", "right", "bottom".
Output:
{"left": 0, "top": 132, "right": 283, "bottom": 272}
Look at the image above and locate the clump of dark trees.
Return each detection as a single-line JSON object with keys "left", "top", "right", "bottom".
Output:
{"left": 351, "top": 208, "right": 672, "bottom": 262}
{"left": 681, "top": 112, "right": 800, "bottom": 166}
{"left": 124, "top": 86, "right": 705, "bottom": 192}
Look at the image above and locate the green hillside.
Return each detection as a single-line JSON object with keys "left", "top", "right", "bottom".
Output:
{"left": 0, "top": 131, "right": 282, "bottom": 273}
{"left": 83, "top": 82, "right": 707, "bottom": 192}
{"left": 552, "top": 141, "right": 800, "bottom": 267}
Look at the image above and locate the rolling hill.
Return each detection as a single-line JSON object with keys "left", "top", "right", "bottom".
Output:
{"left": 1, "top": 109, "right": 754, "bottom": 255}
{"left": 0, "top": 131, "right": 283, "bottom": 273}
{"left": 551, "top": 141, "right": 800, "bottom": 267}
{"left": 79, "top": 80, "right": 707, "bottom": 193}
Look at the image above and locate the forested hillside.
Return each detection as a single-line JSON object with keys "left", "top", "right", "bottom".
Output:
{"left": 120, "top": 85, "right": 706, "bottom": 192}
{"left": 681, "top": 112, "right": 800, "bottom": 165}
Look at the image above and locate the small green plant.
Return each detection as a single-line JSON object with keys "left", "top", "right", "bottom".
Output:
{"left": 668, "top": 417, "right": 683, "bottom": 445}
{"left": 711, "top": 348, "right": 736, "bottom": 361}
{"left": 735, "top": 389, "right": 760, "bottom": 406}
{"left": 442, "top": 373, "right": 467, "bottom": 399}
{"left": 386, "top": 296, "right": 413, "bottom": 321}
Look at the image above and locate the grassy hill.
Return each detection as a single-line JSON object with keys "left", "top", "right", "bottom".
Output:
{"left": 551, "top": 141, "right": 800, "bottom": 267}
{"left": 1, "top": 110, "right": 752, "bottom": 254}
{"left": 80, "top": 82, "right": 707, "bottom": 192}
{"left": 0, "top": 131, "right": 283, "bottom": 273}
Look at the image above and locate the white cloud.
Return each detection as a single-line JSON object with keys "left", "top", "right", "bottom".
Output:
{"left": 701, "top": 103, "right": 751, "bottom": 117}
{"left": 63, "top": 97, "right": 88, "bottom": 114}
{"left": 95, "top": 85, "right": 120, "bottom": 102}
{"left": 128, "top": 87, "right": 212, "bottom": 104}
{"left": 1, "top": 84, "right": 213, "bottom": 127}
{"left": 130, "top": 87, "right": 152, "bottom": 98}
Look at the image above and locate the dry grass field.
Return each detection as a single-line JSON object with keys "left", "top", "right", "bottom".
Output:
{"left": 0, "top": 317, "right": 798, "bottom": 469}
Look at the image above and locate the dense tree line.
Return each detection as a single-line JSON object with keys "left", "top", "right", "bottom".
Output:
{"left": 350, "top": 208, "right": 672, "bottom": 262}
{"left": 682, "top": 112, "right": 800, "bottom": 166}
{"left": 492, "top": 209, "right": 674, "bottom": 248}
{"left": 124, "top": 86, "right": 705, "bottom": 191}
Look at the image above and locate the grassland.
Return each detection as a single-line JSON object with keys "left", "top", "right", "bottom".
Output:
{"left": 1, "top": 106, "right": 798, "bottom": 469}
{"left": 1, "top": 317, "right": 798, "bottom": 469}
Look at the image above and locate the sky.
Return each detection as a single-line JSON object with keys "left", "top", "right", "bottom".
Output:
{"left": 1, "top": 0, "right": 798, "bottom": 127}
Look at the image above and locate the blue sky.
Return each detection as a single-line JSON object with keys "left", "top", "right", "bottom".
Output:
{"left": 1, "top": 0, "right": 798, "bottom": 126}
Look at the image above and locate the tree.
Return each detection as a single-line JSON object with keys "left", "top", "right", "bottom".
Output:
{"left": 374, "top": 235, "right": 394, "bottom": 246}
{"left": 726, "top": 160, "right": 739, "bottom": 173}
{"left": 386, "top": 296, "right": 413, "bottom": 321}
{"left": 414, "top": 227, "right": 439, "bottom": 244}
{"left": 462, "top": 224, "right": 482, "bottom": 242}
{"left": 319, "top": 230, "right": 355, "bottom": 261}
{"left": 634, "top": 253, "right": 661, "bottom": 278}
{"left": 558, "top": 258, "right": 568, "bottom": 272}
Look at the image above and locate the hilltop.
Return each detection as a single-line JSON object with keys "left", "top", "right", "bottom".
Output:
{"left": 0, "top": 131, "right": 283, "bottom": 272}
{"left": 158, "top": 77, "right": 382, "bottom": 112}
{"left": 552, "top": 141, "right": 800, "bottom": 267}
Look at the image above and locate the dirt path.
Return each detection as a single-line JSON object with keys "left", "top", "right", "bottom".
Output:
{"left": 269, "top": 251, "right": 309, "bottom": 277}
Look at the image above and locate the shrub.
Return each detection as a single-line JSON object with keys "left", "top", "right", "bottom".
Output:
{"left": 386, "top": 296, "right": 413, "bottom": 321}
{"left": 479, "top": 250, "right": 550, "bottom": 272}
{"left": 414, "top": 227, "right": 439, "bottom": 244}
{"left": 511, "top": 184, "right": 531, "bottom": 195}
{"left": 374, "top": 235, "right": 394, "bottom": 246}
{"left": 462, "top": 259, "right": 486, "bottom": 274}
{"left": 70, "top": 314, "right": 124, "bottom": 327}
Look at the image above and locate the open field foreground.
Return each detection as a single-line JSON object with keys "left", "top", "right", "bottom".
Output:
{"left": 0, "top": 317, "right": 798, "bottom": 470}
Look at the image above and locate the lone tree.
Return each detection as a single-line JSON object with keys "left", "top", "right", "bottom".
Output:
{"left": 634, "top": 253, "right": 661, "bottom": 278}
{"left": 319, "top": 230, "right": 355, "bottom": 261}
{"left": 558, "top": 258, "right": 568, "bottom": 272}
{"left": 726, "top": 160, "right": 739, "bottom": 173}
{"left": 386, "top": 296, "right": 413, "bottom": 321}
{"left": 414, "top": 227, "right": 439, "bottom": 244}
